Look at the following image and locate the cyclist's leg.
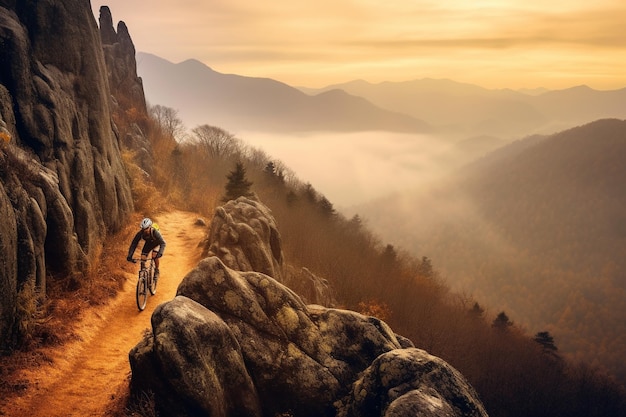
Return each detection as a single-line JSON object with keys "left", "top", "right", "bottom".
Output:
{"left": 141, "top": 242, "right": 156, "bottom": 268}
{"left": 152, "top": 250, "right": 160, "bottom": 269}
{"left": 152, "top": 249, "right": 161, "bottom": 277}
{"left": 142, "top": 242, "right": 160, "bottom": 277}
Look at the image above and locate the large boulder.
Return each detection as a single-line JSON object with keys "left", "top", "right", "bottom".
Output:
{"left": 338, "top": 349, "right": 488, "bottom": 417}
{"left": 129, "top": 257, "right": 488, "bottom": 417}
{"left": 202, "top": 196, "right": 285, "bottom": 281}
{"left": 0, "top": 1, "right": 134, "bottom": 346}
{"left": 130, "top": 295, "right": 262, "bottom": 417}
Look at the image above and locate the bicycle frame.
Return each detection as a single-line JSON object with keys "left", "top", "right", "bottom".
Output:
{"left": 133, "top": 255, "right": 158, "bottom": 311}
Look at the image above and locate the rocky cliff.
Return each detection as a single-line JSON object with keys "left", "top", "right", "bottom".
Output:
{"left": 0, "top": 1, "right": 136, "bottom": 347}
{"left": 130, "top": 197, "right": 488, "bottom": 417}
{"left": 98, "top": 6, "right": 146, "bottom": 114}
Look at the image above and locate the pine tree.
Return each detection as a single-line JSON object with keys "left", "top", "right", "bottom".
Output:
{"left": 222, "top": 161, "right": 253, "bottom": 202}
{"left": 263, "top": 161, "right": 285, "bottom": 184}
{"left": 318, "top": 196, "right": 335, "bottom": 217}
{"left": 469, "top": 302, "right": 485, "bottom": 319}
{"left": 492, "top": 311, "right": 513, "bottom": 331}
{"left": 381, "top": 244, "right": 398, "bottom": 268}
{"left": 534, "top": 331, "right": 559, "bottom": 355}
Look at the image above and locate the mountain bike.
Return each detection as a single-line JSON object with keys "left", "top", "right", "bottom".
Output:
{"left": 131, "top": 256, "right": 159, "bottom": 311}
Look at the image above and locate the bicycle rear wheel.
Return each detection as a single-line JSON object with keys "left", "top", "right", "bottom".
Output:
{"left": 136, "top": 272, "right": 148, "bottom": 311}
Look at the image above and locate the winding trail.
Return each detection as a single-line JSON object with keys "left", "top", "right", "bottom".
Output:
{"left": 3, "top": 210, "right": 207, "bottom": 417}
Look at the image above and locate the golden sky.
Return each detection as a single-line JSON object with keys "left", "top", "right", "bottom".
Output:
{"left": 92, "top": 1, "right": 626, "bottom": 90}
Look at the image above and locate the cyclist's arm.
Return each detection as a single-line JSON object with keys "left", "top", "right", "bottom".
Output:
{"left": 127, "top": 231, "right": 142, "bottom": 259}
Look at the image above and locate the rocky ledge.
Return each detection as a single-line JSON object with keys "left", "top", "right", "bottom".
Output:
{"left": 129, "top": 197, "right": 488, "bottom": 417}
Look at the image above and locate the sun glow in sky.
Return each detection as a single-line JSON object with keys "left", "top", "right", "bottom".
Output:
{"left": 92, "top": 1, "right": 626, "bottom": 90}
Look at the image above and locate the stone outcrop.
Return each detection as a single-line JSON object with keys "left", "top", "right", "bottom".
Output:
{"left": 0, "top": 1, "right": 134, "bottom": 346}
{"left": 338, "top": 349, "right": 489, "bottom": 417}
{"left": 97, "top": 6, "right": 153, "bottom": 176}
{"left": 202, "top": 196, "right": 285, "bottom": 281}
{"left": 98, "top": 5, "right": 146, "bottom": 116}
{"left": 130, "top": 199, "right": 488, "bottom": 416}
{"left": 130, "top": 256, "right": 488, "bottom": 417}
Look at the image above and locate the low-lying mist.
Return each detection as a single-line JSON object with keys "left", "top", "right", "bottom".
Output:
{"left": 239, "top": 130, "right": 469, "bottom": 209}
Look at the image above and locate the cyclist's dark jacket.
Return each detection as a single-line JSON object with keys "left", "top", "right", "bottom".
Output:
{"left": 127, "top": 228, "right": 166, "bottom": 258}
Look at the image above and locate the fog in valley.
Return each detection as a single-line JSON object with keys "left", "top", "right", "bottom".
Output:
{"left": 242, "top": 120, "right": 626, "bottom": 387}
{"left": 239, "top": 130, "right": 471, "bottom": 209}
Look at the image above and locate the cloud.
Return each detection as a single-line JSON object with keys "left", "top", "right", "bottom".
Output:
{"left": 94, "top": 1, "right": 626, "bottom": 89}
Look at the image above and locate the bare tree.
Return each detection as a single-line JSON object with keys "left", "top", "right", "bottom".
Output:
{"left": 191, "top": 124, "right": 241, "bottom": 159}
{"left": 149, "top": 104, "right": 186, "bottom": 139}
{"left": 247, "top": 146, "right": 270, "bottom": 168}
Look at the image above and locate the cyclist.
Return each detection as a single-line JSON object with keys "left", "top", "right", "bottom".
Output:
{"left": 126, "top": 217, "right": 166, "bottom": 279}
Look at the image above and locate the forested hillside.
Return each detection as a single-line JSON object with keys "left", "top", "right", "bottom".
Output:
{"left": 360, "top": 118, "right": 626, "bottom": 385}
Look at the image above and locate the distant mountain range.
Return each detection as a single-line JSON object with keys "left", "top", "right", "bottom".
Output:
{"left": 137, "top": 52, "right": 626, "bottom": 144}
{"left": 357, "top": 118, "right": 626, "bottom": 385}
{"left": 136, "top": 53, "right": 430, "bottom": 134}
{"left": 304, "top": 80, "right": 626, "bottom": 139}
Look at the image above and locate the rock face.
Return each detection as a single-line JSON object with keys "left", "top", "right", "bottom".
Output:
{"left": 97, "top": 6, "right": 153, "bottom": 175}
{"left": 202, "top": 196, "right": 285, "bottom": 281}
{"left": 98, "top": 5, "right": 146, "bottom": 115}
{"left": 130, "top": 200, "right": 488, "bottom": 417}
{"left": 0, "top": 1, "right": 134, "bottom": 346}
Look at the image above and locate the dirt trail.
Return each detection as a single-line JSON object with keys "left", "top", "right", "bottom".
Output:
{"left": 3, "top": 210, "right": 207, "bottom": 417}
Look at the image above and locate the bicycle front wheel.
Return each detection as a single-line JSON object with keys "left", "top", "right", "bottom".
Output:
{"left": 136, "top": 272, "right": 148, "bottom": 311}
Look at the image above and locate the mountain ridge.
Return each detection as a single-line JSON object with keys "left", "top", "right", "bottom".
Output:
{"left": 305, "top": 78, "right": 626, "bottom": 139}
{"left": 136, "top": 52, "right": 431, "bottom": 134}
{"left": 138, "top": 52, "right": 626, "bottom": 143}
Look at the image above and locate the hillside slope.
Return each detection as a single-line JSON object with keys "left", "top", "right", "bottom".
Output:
{"left": 360, "top": 118, "right": 626, "bottom": 384}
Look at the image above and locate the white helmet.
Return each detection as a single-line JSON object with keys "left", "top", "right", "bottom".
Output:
{"left": 140, "top": 218, "right": 153, "bottom": 229}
